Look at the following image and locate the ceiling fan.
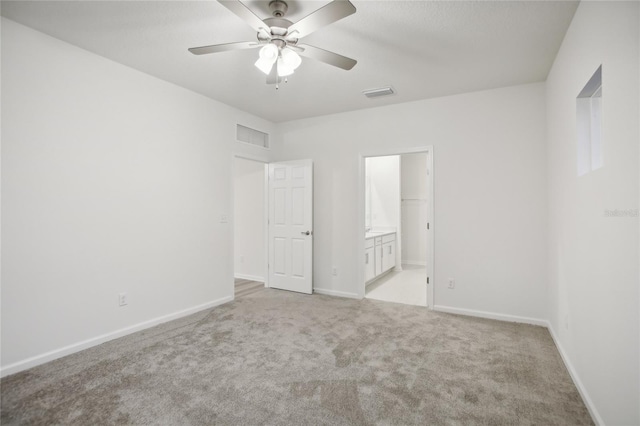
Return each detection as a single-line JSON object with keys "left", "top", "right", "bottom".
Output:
{"left": 188, "top": 0, "right": 357, "bottom": 85}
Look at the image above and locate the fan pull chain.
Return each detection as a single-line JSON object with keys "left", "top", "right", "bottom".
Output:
{"left": 275, "top": 78, "right": 289, "bottom": 91}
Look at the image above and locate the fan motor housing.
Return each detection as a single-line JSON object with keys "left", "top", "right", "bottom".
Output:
{"left": 263, "top": 18, "right": 292, "bottom": 31}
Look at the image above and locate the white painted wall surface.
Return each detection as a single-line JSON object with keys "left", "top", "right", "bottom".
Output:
{"left": 233, "top": 157, "right": 265, "bottom": 282}
{"left": 401, "top": 153, "right": 429, "bottom": 201}
{"left": 401, "top": 153, "right": 428, "bottom": 265}
{"left": 274, "top": 83, "right": 548, "bottom": 321}
{"left": 367, "top": 156, "right": 400, "bottom": 230}
{"left": 1, "top": 18, "right": 274, "bottom": 373}
{"left": 545, "top": 2, "right": 639, "bottom": 424}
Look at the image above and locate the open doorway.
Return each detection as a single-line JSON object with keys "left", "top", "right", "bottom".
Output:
{"left": 233, "top": 156, "right": 266, "bottom": 299}
{"left": 360, "top": 149, "right": 433, "bottom": 307}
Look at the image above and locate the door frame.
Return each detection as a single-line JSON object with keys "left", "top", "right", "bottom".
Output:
{"left": 357, "top": 146, "right": 434, "bottom": 308}
{"left": 231, "top": 154, "right": 270, "bottom": 299}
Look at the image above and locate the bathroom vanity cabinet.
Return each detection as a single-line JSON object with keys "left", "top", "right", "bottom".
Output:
{"left": 365, "top": 231, "right": 396, "bottom": 284}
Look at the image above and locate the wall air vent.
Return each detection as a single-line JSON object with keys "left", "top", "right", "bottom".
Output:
{"left": 236, "top": 124, "right": 269, "bottom": 149}
{"left": 362, "top": 86, "right": 395, "bottom": 99}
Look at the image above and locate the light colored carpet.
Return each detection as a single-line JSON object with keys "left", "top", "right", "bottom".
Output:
{"left": 1, "top": 288, "right": 592, "bottom": 425}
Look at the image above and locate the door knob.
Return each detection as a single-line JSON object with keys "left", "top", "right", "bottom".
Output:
{"left": 301, "top": 231, "right": 311, "bottom": 235}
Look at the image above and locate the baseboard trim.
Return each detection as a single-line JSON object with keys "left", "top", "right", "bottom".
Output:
{"left": 432, "top": 305, "right": 547, "bottom": 327}
{"left": 313, "top": 288, "right": 359, "bottom": 299}
{"left": 234, "top": 273, "right": 265, "bottom": 283}
{"left": 0, "top": 295, "right": 233, "bottom": 378}
{"left": 402, "top": 260, "right": 427, "bottom": 266}
{"left": 546, "top": 322, "right": 603, "bottom": 425}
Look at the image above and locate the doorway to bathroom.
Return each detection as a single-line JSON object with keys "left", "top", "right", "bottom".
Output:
{"left": 360, "top": 148, "right": 433, "bottom": 308}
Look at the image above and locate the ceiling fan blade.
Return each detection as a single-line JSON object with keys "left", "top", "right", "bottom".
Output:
{"left": 297, "top": 44, "right": 357, "bottom": 70}
{"left": 188, "top": 41, "right": 259, "bottom": 55}
{"left": 266, "top": 66, "right": 282, "bottom": 85}
{"left": 286, "top": 44, "right": 305, "bottom": 53}
{"left": 218, "top": 0, "right": 269, "bottom": 33}
{"left": 287, "top": 0, "right": 356, "bottom": 39}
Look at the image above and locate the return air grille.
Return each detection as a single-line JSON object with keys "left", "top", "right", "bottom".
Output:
{"left": 236, "top": 124, "right": 269, "bottom": 149}
{"left": 236, "top": 124, "right": 269, "bottom": 148}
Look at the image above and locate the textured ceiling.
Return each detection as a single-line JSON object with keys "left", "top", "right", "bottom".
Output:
{"left": 1, "top": 0, "right": 578, "bottom": 122}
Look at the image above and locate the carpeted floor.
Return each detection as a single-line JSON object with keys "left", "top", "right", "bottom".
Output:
{"left": 1, "top": 288, "right": 592, "bottom": 425}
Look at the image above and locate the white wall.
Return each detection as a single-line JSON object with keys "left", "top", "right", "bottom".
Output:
{"left": 545, "top": 2, "right": 639, "bottom": 424}
{"left": 273, "top": 82, "right": 548, "bottom": 321}
{"left": 1, "top": 18, "right": 274, "bottom": 374}
{"left": 233, "top": 157, "right": 265, "bottom": 282}
{"left": 401, "top": 153, "right": 429, "bottom": 201}
{"left": 367, "top": 156, "right": 400, "bottom": 230}
{"left": 401, "top": 153, "right": 428, "bottom": 265}
{"left": 6, "top": 12, "right": 637, "bottom": 424}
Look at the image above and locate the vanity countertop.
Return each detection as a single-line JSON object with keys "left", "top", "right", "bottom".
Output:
{"left": 365, "top": 230, "right": 396, "bottom": 239}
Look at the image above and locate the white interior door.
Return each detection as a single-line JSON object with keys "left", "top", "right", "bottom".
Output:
{"left": 268, "top": 160, "right": 313, "bottom": 294}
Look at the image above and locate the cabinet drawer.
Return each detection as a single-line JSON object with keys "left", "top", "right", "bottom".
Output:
{"left": 365, "top": 238, "right": 375, "bottom": 249}
{"left": 375, "top": 237, "right": 383, "bottom": 245}
{"left": 382, "top": 234, "right": 396, "bottom": 244}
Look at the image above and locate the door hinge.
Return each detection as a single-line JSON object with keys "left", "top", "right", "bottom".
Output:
{"left": 427, "top": 223, "right": 430, "bottom": 230}
{"left": 427, "top": 277, "right": 429, "bottom": 284}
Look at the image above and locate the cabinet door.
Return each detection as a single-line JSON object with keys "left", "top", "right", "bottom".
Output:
{"left": 382, "top": 241, "right": 396, "bottom": 272}
{"left": 365, "top": 247, "right": 376, "bottom": 282}
{"left": 375, "top": 244, "right": 383, "bottom": 275}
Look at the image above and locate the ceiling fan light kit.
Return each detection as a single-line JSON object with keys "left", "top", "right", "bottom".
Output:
{"left": 281, "top": 48, "right": 302, "bottom": 69}
{"left": 276, "top": 56, "right": 293, "bottom": 77}
{"left": 254, "top": 44, "right": 278, "bottom": 74}
{"left": 189, "top": 0, "right": 358, "bottom": 87}
{"left": 254, "top": 44, "right": 301, "bottom": 77}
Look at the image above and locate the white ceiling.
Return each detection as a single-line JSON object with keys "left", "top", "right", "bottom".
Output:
{"left": 1, "top": 0, "right": 578, "bottom": 123}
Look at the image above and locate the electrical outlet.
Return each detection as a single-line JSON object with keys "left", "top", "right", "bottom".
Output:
{"left": 332, "top": 267, "right": 338, "bottom": 276}
{"left": 447, "top": 279, "right": 455, "bottom": 289}
{"left": 239, "top": 255, "right": 245, "bottom": 264}
{"left": 118, "top": 292, "right": 128, "bottom": 307}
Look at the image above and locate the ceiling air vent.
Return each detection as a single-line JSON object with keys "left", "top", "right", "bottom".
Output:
{"left": 237, "top": 124, "right": 269, "bottom": 149}
{"left": 362, "top": 86, "right": 395, "bottom": 99}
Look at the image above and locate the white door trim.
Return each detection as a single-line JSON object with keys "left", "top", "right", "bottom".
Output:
{"left": 357, "top": 146, "right": 435, "bottom": 308}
